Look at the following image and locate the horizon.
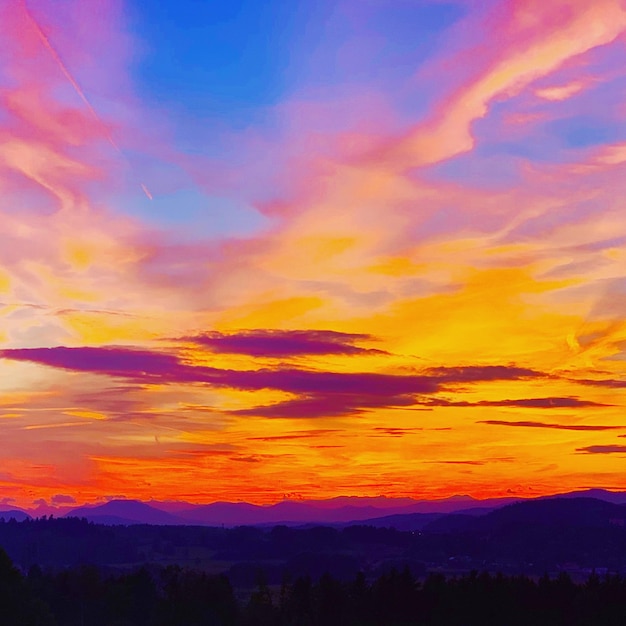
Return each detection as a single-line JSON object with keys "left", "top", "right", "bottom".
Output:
{"left": 3, "top": 487, "right": 625, "bottom": 518}
{"left": 1, "top": 0, "right": 626, "bottom": 511}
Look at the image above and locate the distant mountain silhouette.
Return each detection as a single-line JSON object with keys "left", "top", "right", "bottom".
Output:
{"left": 173, "top": 495, "right": 524, "bottom": 527}
{"left": 4, "top": 496, "right": 626, "bottom": 575}
{"left": 474, "top": 497, "right": 626, "bottom": 530}
{"left": 147, "top": 499, "right": 201, "bottom": 513}
{"left": 335, "top": 511, "right": 443, "bottom": 531}
{"left": 415, "top": 497, "right": 626, "bottom": 535}
{"left": 177, "top": 501, "right": 430, "bottom": 526}
{"left": 0, "top": 509, "right": 31, "bottom": 522}
{"left": 67, "top": 500, "right": 185, "bottom": 525}
{"left": 54, "top": 489, "right": 626, "bottom": 527}
{"left": 321, "top": 495, "right": 626, "bottom": 534}
{"left": 60, "top": 496, "right": 519, "bottom": 526}
{"left": 351, "top": 505, "right": 501, "bottom": 532}
{"left": 543, "top": 488, "right": 626, "bottom": 505}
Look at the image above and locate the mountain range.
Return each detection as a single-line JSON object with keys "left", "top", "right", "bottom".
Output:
{"left": 3, "top": 488, "right": 626, "bottom": 527}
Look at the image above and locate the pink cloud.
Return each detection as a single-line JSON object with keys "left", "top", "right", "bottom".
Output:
{"left": 372, "top": 0, "right": 626, "bottom": 168}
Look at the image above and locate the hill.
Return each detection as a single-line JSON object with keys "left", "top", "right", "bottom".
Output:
{"left": 67, "top": 500, "right": 185, "bottom": 525}
{"left": 0, "top": 509, "right": 31, "bottom": 522}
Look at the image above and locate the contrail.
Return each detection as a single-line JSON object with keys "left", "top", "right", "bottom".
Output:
{"left": 21, "top": 0, "right": 153, "bottom": 200}
{"left": 141, "top": 183, "right": 153, "bottom": 201}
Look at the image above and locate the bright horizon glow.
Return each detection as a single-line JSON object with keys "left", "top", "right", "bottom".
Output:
{"left": 1, "top": 0, "right": 626, "bottom": 510}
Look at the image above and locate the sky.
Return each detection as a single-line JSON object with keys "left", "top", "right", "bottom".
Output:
{"left": 1, "top": 0, "right": 626, "bottom": 510}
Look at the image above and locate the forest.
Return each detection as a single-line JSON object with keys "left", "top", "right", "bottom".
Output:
{"left": 4, "top": 544, "right": 626, "bottom": 626}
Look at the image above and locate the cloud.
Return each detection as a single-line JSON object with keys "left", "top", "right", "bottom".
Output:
{"left": 1, "top": 347, "right": 182, "bottom": 380}
{"left": 573, "top": 378, "right": 626, "bottom": 389}
{"left": 535, "top": 81, "right": 587, "bottom": 101}
{"left": 576, "top": 445, "right": 626, "bottom": 454}
{"left": 172, "top": 446, "right": 237, "bottom": 457}
{"left": 372, "top": 427, "right": 424, "bottom": 437}
{"left": 427, "top": 460, "right": 485, "bottom": 466}
{"left": 384, "top": 0, "right": 626, "bottom": 168}
{"left": 2, "top": 346, "right": 559, "bottom": 402}
{"left": 50, "top": 494, "right": 76, "bottom": 504}
{"left": 479, "top": 420, "right": 623, "bottom": 431}
{"left": 3, "top": 346, "right": 602, "bottom": 421}
{"left": 428, "top": 365, "right": 544, "bottom": 383}
{"left": 0, "top": 497, "right": 16, "bottom": 506}
{"left": 234, "top": 393, "right": 420, "bottom": 419}
{"left": 0, "top": 346, "right": 438, "bottom": 397}
{"left": 33, "top": 498, "right": 47, "bottom": 507}
{"left": 188, "top": 329, "right": 385, "bottom": 357}
{"left": 422, "top": 397, "right": 606, "bottom": 409}
{"left": 248, "top": 430, "right": 341, "bottom": 442}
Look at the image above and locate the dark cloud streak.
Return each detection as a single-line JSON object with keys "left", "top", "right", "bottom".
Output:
{"left": 423, "top": 397, "right": 606, "bottom": 408}
{"left": 576, "top": 445, "right": 626, "bottom": 454}
{"left": 572, "top": 378, "right": 626, "bottom": 389}
{"left": 187, "top": 329, "right": 385, "bottom": 357}
{"left": 427, "top": 365, "right": 543, "bottom": 382}
{"left": 0, "top": 347, "right": 437, "bottom": 396}
{"left": 3, "top": 346, "right": 594, "bottom": 420}
{"left": 479, "top": 420, "right": 623, "bottom": 431}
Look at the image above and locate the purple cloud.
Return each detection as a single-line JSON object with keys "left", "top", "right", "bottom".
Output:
{"left": 479, "top": 420, "right": 622, "bottom": 431}
{"left": 234, "top": 393, "right": 420, "bottom": 419}
{"left": 1, "top": 347, "right": 182, "bottom": 380}
{"left": 188, "top": 329, "right": 385, "bottom": 357}
{"left": 576, "top": 445, "right": 626, "bottom": 454}
{"left": 3, "top": 346, "right": 592, "bottom": 420}
{"left": 572, "top": 378, "right": 626, "bottom": 388}
{"left": 0, "top": 346, "right": 439, "bottom": 397}
{"left": 421, "top": 397, "right": 606, "bottom": 408}
{"left": 428, "top": 365, "right": 543, "bottom": 382}
{"left": 51, "top": 494, "right": 76, "bottom": 505}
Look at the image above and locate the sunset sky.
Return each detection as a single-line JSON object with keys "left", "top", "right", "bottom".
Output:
{"left": 1, "top": 0, "right": 626, "bottom": 510}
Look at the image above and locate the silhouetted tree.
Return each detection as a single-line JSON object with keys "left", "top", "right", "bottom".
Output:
{"left": 0, "top": 547, "right": 56, "bottom": 625}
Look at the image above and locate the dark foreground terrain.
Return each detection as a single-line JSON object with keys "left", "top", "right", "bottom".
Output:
{"left": 3, "top": 497, "right": 626, "bottom": 624}
{"left": 3, "top": 498, "right": 626, "bottom": 581}
{"left": 3, "top": 546, "right": 626, "bottom": 626}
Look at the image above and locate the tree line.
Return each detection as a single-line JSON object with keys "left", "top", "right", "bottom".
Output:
{"left": 3, "top": 546, "right": 626, "bottom": 625}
